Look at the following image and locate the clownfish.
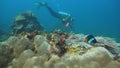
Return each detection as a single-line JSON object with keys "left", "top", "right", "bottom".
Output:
{"left": 84, "top": 34, "right": 97, "bottom": 44}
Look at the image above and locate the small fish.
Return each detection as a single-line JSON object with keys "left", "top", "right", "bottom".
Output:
{"left": 84, "top": 34, "right": 97, "bottom": 44}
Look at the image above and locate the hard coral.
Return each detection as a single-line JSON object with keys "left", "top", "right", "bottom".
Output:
{"left": 27, "top": 30, "right": 39, "bottom": 40}
{"left": 46, "top": 30, "right": 69, "bottom": 56}
{"left": 12, "top": 11, "right": 44, "bottom": 35}
{"left": 34, "top": 35, "right": 51, "bottom": 57}
{"left": 36, "top": 41, "right": 51, "bottom": 56}
{"left": 56, "top": 37, "right": 67, "bottom": 56}
{"left": 1, "top": 30, "right": 120, "bottom": 68}
{"left": 12, "top": 49, "right": 34, "bottom": 68}
{"left": 34, "top": 35, "right": 46, "bottom": 47}
{"left": 13, "top": 38, "right": 34, "bottom": 57}
{"left": 0, "top": 43, "right": 14, "bottom": 68}
{"left": 15, "top": 15, "right": 26, "bottom": 22}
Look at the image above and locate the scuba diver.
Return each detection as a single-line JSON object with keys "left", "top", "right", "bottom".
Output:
{"left": 84, "top": 34, "right": 119, "bottom": 60}
{"left": 35, "top": 2, "right": 74, "bottom": 29}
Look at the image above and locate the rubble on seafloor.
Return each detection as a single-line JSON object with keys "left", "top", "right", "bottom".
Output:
{"left": 0, "top": 30, "right": 120, "bottom": 68}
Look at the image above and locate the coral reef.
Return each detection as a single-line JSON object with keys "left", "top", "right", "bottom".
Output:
{"left": 0, "top": 30, "right": 120, "bottom": 68}
{"left": 12, "top": 11, "right": 44, "bottom": 35}
{"left": 12, "top": 49, "right": 35, "bottom": 68}
{"left": 0, "top": 29, "right": 4, "bottom": 35}
{"left": 0, "top": 43, "right": 14, "bottom": 68}
{"left": 0, "top": 29, "right": 10, "bottom": 42}
{"left": 13, "top": 37, "right": 34, "bottom": 57}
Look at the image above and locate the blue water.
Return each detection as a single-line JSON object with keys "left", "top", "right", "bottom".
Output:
{"left": 0, "top": 0, "right": 120, "bottom": 42}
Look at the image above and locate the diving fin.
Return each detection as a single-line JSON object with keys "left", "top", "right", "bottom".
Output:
{"left": 35, "top": 2, "right": 47, "bottom": 9}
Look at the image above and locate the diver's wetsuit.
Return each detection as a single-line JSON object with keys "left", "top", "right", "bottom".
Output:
{"left": 45, "top": 5, "right": 73, "bottom": 24}
{"left": 45, "top": 5, "right": 63, "bottom": 20}
{"left": 36, "top": 2, "right": 74, "bottom": 29}
{"left": 45, "top": 5, "right": 74, "bottom": 29}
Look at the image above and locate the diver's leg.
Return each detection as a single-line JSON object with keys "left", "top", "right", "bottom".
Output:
{"left": 45, "top": 5, "right": 62, "bottom": 19}
{"left": 35, "top": 2, "right": 47, "bottom": 9}
{"left": 35, "top": 2, "right": 63, "bottom": 19}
